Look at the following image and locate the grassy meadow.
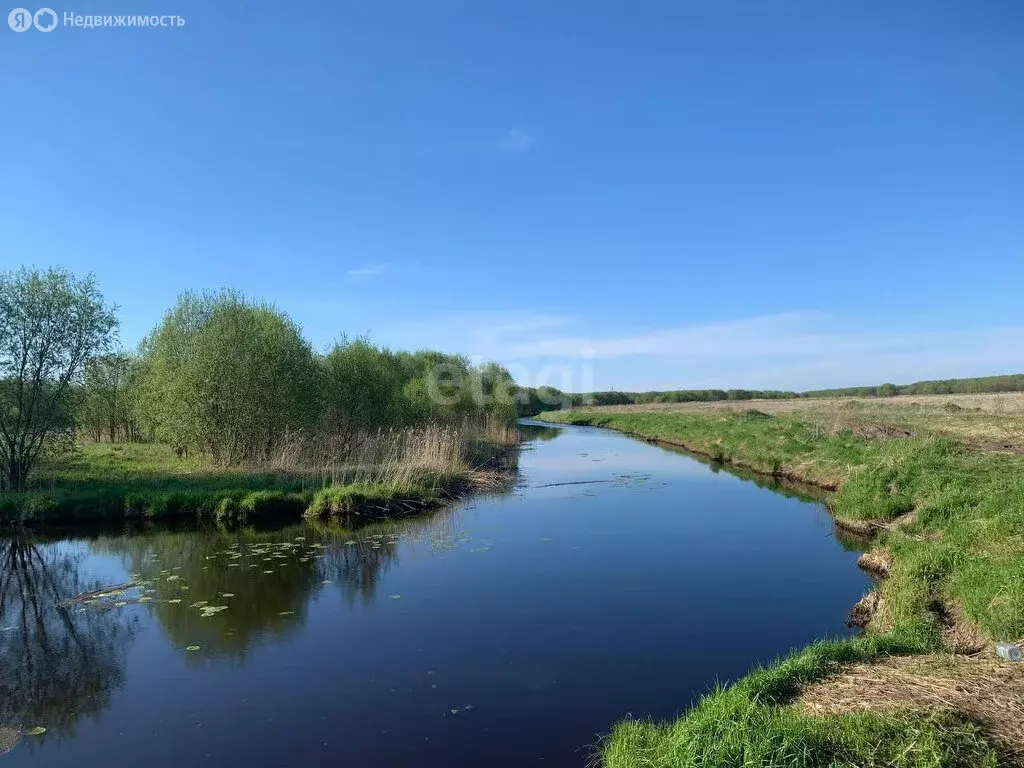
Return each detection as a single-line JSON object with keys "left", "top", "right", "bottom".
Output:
{"left": 1, "top": 422, "right": 517, "bottom": 526}
{"left": 539, "top": 397, "right": 1024, "bottom": 767}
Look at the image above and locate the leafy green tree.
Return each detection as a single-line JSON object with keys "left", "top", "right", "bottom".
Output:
{"left": 79, "top": 353, "right": 135, "bottom": 443}
{"left": 321, "top": 338, "right": 409, "bottom": 434}
{"left": 136, "top": 291, "right": 318, "bottom": 464}
{"left": 0, "top": 268, "right": 117, "bottom": 490}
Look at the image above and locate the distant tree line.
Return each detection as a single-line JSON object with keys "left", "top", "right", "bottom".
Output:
{"left": 801, "top": 374, "right": 1024, "bottom": 398}
{"left": 525, "top": 375, "right": 1024, "bottom": 412}
{"left": 515, "top": 388, "right": 801, "bottom": 412}
{"left": 570, "top": 389, "right": 800, "bottom": 406}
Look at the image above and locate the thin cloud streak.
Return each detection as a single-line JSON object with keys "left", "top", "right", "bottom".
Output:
{"left": 372, "top": 310, "right": 1024, "bottom": 390}
{"left": 346, "top": 265, "right": 387, "bottom": 280}
{"left": 499, "top": 128, "right": 533, "bottom": 153}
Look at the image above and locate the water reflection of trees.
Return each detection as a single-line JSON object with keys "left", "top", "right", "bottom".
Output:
{"left": 86, "top": 503, "right": 474, "bottom": 659}
{"left": 314, "top": 510, "right": 460, "bottom": 606}
{"left": 519, "top": 423, "right": 561, "bottom": 442}
{"left": 0, "top": 536, "right": 135, "bottom": 739}
{"left": 90, "top": 517, "right": 432, "bottom": 654}
{"left": 93, "top": 529, "right": 326, "bottom": 656}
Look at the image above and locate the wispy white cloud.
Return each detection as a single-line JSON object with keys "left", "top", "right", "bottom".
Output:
{"left": 366, "top": 310, "right": 1024, "bottom": 391}
{"left": 499, "top": 128, "right": 533, "bottom": 153}
{"left": 346, "top": 265, "right": 388, "bottom": 280}
{"left": 374, "top": 313, "right": 576, "bottom": 353}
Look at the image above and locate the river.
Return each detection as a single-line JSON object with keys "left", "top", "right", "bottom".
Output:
{"left": 0, "top": 420, "right": 869, "bottom": 765}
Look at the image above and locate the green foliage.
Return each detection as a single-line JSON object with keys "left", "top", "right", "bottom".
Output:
{"left": 563, "top": 389, "right": 801, "bottom": 407}
{"left": 215, "top": 490, "right": 310, "bottom": 522}
{"left": 320, "top": 339, "right": 518, "bottom": 432}
{"left": 514, "top": 385, "right": 569, "bottom": 417}
{"left": 804, "top": 373, "right": 1024, "bottom": 398}
{"left": 306, "top": 481, "right": 442, "bottom": 520}
{"left": 79, "top": 353, "right": 138, "bottom": 442}
{"left": 321, "top": 338, "right": 411, "bottom": 432}
{"left": 135, "top": 290, "right": 319, "bottom": 464}
{"left": 0, "top": 267, "right": 118, "bottom": 490}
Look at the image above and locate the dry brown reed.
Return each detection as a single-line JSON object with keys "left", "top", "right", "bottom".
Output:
{"left": 261, "top": 419, "right": 518, "bottom": 490}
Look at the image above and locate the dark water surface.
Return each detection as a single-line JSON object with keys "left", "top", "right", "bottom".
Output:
{"left": 1, "top": 422, "right": 869, "bottom": 766}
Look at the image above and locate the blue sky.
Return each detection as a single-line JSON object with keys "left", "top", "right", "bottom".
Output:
{"left": 2, "top": 0, "right": 1022, "bottom": 391}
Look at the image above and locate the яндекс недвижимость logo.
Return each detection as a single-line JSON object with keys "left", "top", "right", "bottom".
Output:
{"left": 8, "top": 7, "right": 57, "bottom": 31}
{"left": 8, "top": 7, "right": 184, "bottom": 30}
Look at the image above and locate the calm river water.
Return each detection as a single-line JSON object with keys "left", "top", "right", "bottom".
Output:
{"left": 0, "top": 421, "right": 869, "bottom": 766}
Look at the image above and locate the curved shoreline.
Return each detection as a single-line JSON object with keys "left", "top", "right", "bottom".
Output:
{"left": 537, "top": 408, "right": 1023, "bottom": 767}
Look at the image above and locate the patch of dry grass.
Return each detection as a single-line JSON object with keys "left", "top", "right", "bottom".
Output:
{"left": 799, "top": 653, "right": 1024, "bottom": 765}
{"left": 583, "top": 392, "right": 1024, "bottom": 449}
{"left": 265, "top": 420, "right": 518, "bottom": 489}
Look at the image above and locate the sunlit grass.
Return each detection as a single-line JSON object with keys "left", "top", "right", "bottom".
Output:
{"left": 540, "top": 407, "right": 1024, "bottom": 766}
{"left": 0, "top": 422, "right": 516, "bottom": 524}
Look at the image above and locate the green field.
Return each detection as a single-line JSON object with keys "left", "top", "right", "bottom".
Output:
{"left": 539, "top": 406, "right": 1024, "bottom": 766}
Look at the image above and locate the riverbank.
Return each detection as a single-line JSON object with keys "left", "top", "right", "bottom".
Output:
{"left": 0, "top": 426, "right": 518, "bottom": 527}
{"left": 539, "top": 406, "right": 1024, "bottom": 766}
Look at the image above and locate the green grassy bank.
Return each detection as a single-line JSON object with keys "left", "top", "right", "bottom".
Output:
{"left": 539, "top": 408, "right": 1024, "bottom": 767}
{"left": 0, "top": 441, "right": 508, "bottom": 527}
